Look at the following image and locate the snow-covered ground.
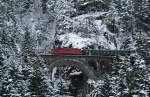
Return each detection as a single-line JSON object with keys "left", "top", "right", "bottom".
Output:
{"left": 73, "top": 12, "right": 107, "bottom": 20}
{"left": 57, "top": 12, "right": 119, "bottom": 50}
{"left": 58, "top": 33, "right": 96, "bottom": 48}
{"left": 58, "top": 18, "right": 117, "bottom": 49}
{"left": 58, "top": 32, "right": 117, "bottom": 49}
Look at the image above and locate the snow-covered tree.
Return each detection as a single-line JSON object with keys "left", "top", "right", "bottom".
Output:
{"left": 111, "top": 54, "right": 150, "bottom": 97}
{"left": 0, "top": 0, "right": 150, "bottom": 96}
{"left": 46, "top": 0, "right": 76, "bottom": 47}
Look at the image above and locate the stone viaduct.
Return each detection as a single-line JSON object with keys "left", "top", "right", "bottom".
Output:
{"left": 41, "top": 49, "right": 146, "bottom": 80}
{"left": 40, "top": 49, "right": 150, "bottom": 80}
{"left": 41, "top": 54, "right": 115, "bottom": 80}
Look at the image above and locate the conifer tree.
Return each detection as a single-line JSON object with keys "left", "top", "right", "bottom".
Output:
{"left": 100, "top": 75, "right": 114, "bottom": 97}
{"left": 111, "top": 55, "right": 150, "bottom": 97}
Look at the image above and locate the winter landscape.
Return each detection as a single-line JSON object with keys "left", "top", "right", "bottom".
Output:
{"left": 0, "top": 0, "right": 150, "bottom": 97}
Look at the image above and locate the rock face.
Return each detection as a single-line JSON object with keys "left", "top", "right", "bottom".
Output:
{"left": 0, "top": 0, "right": 150, "bottom": 97}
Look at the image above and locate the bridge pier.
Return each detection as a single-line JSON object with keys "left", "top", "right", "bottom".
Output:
{"left": 40, "top": 55, "right": 114, "bottom": 96}
{"left": 41, "top": 55, "right": 114, "bottom": 80}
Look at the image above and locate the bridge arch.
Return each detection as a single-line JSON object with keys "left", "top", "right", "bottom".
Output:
{"left": 48, "top": 59, "right": 97, "bottom": 80}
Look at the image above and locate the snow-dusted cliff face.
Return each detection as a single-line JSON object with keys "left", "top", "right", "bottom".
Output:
{"left": 1, "top": 0, "right": 148, "bottom": 52}
{"left": 0, "top": 0, "right": 150, "bottom": 97}
{"left": 1, "top": 0, "right": 149, "bottom": 54}
{"left": 57, "top": 19, "right": 117, "bottom": 49}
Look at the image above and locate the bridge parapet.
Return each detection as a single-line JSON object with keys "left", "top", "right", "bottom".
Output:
{"left": 83, "top": 49, "right": 136, "bottom": 56}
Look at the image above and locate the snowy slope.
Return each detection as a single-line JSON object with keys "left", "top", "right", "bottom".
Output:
{"left": 58, "top": 33, "right": 95, "bottom": 49}
{"left": 58, "top": 12, "right": 118, "bottom": 49}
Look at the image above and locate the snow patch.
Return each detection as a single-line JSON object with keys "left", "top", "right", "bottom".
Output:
{"left": 58, "top": 32, "right": 117, "bottom": 49}
{"left": 69, "top": 71, "right": 82, "bottom": 76}
{"left": 95, "top": 20, "right": 117, "bottom": 49}
{"left": 58, "top": 33, "right": 96, "bottom": 49}
{"left": 73, "top": 12, "right": 107, "bottom": 20}
{"left": 87, "top": 79, "right": 104, "bottom": 88}
{"left": 8, "top": 79, "right": 13, "bottom": 82}
{"left": 52, "top": 67, "right": 58, "bottom": 81}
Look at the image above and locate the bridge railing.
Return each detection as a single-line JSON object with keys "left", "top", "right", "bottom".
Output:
{"left": 83, "top": 49, "right": 136, "bottom": 56}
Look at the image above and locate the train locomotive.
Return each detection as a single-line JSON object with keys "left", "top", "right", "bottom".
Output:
{"left": 51, "top": 48, "right": 82, "bottom": 55}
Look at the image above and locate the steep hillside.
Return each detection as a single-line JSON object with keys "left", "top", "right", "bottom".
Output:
{"left": 0, "top": 0, "right": 150, "bottom": 97}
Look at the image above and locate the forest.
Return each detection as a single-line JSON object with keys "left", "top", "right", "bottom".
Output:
{"left": 0, "top": 0, "right": 150, "bottom": 97}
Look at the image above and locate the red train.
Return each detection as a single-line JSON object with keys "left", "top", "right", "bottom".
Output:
{"left": 51, "top": 48, "right": 135, "bottom": 56}
{"left": 51, "top": 48, "right": 82, "bottom": 55}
